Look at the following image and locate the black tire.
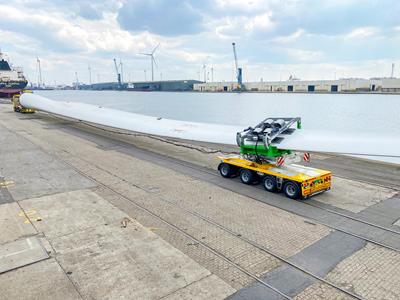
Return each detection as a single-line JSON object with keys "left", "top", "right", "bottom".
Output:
{"left": 262, "top": 175, "right": 278, "bottom": 192}
{"left": 218, "top": 163, "right": 234, "bottom": 178}
{"left": 283, "top": 181, "right": 301, "bottom": 199}
{"left": 239, "top": 169, "right": 256, "bottom": 184}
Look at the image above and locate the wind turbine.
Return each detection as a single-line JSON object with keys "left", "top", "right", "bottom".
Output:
{"left": 75, "top": 72, "right": 79, "bottom": 90}
{"left": 37, "top": 56, "right": 43, "bottom": 88}
{"left": 140, "top": 43, "right": 160, "bottom": 81}
{"left": 88, "top": 64, "right": 92, "bottom": 85}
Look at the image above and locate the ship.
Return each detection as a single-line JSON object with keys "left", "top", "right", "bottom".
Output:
{"left": 0, "top": 51, "right": 28, "bottom": 97}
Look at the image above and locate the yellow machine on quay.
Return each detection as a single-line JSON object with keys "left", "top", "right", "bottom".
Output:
{"left": 12, "top": 90, "right": 35, "bottom": 113}
{"left": 218, "top": 118, "right": 332, "bottom": 199}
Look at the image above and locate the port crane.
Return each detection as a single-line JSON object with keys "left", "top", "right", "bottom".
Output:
{"left": 113, "top": 58, "right": 122, "bottom": 89}
{"left": 232, "top": 42, "right": 243, "bottom": 90}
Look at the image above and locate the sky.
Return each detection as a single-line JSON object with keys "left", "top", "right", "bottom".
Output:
{"left": 1, "top": 0, "right": 400, "bottom": 85}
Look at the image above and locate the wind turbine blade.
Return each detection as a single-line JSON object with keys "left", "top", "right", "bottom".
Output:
{"left": 152, "top": 43, "right": 160, "bottom": 55}
{"left": 138, "top": 53, "right": 151, "bottom": 56}
{"left": 152, "top": 56, "right": 158, "bottom": 68}
{"left": 19, "top": 93, "right": 400, "bottom": 160}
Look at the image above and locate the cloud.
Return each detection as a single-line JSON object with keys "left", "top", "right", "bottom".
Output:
{"left": 117, "top": 0, "right": 204, "bottom": 36}
{"left": 165, "top": 49, "right": 218, "bottom": 63}
{"left": 0, "top": 4, "right": 157, "bottom": 54}
{"left": 214, "top": 13, "right": 275, "bottom": 39}
{"left": 76, "top": 2, "right": 103, "bottom": 20}
{"left": 0, "top": 4, "right": 84, "bottom": 52}
{"left": 273, "top": 28, "right": 306, "bottom": 43}
{"left": 286, "top": 48, "right": 324, "bottom": 62}
{"left": 344, "top": 27, "right": 379, "bottom": 39}
{"left": 10, "top": 0, "right": 123, "bottom": 20}
{"left": 255, "top": 1, "right": 400, "bottom": 38}
{"left": 245, "top": 12, "right": 275, "bottom": 32}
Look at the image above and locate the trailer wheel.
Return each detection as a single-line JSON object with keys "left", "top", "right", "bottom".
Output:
{"left": 283, "top": 181, "right": 300, "bottom": 199}
{"left": 262, "top": 175, "right": 278, "bottom": 192}
{"left": 239, "top": 169, "right": 256, "bottom": 184}
{"left": 218, "top": 163, "right": 235, "bottom": 178}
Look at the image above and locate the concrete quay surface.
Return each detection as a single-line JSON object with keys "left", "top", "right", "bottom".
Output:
{"left": 0, "top": 100, "right": 400, "bottom": 299}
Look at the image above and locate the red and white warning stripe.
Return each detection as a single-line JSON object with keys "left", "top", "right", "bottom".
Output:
{"left": 276, "top": 156, "right": 285, "bottom": 167}
{"left": 303, "top": 152, "right": 310, "bottom": 162}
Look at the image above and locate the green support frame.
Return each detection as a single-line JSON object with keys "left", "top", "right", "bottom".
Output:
{"left": 240, "top": 144, "right": 292, "bottom": 158}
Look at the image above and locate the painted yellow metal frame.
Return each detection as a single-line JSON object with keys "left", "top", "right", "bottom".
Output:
{"left": 219, "top": 156, "right": 332, "bottom": 198}
{"left": 12, "top": 92, "right": 35, "bottom": 114}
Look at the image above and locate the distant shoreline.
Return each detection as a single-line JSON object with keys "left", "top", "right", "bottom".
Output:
{"left": 32, "top": 89, "right": 400, "bottom": 95}
{"left": 191, "top": 90, "right": 400, "bottom": 95}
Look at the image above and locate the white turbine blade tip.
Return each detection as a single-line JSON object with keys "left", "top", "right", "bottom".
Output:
{"left": 152, "top": 43, "right": 160, "bottom": 54}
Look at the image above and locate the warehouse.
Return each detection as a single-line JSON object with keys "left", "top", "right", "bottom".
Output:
{"left": 194, "top": 78, "right": 400, "bottom": 93}
{"left": 82, "top": 80, "right": 202, "bottom": 91}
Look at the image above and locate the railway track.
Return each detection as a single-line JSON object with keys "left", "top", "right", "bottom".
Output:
{"left": 157, "top": 196, "right": 364, "bottom": 299}
{"left": 302, "top": 200, "right": 400, "bottom": 236}
{"left": 60, "top": 159, "right": 294, "bottom": 300}
{"left": 149, "top": 152, "right": 400, "bottom": 251}
{"left": 59, "top": 155, "right": 363, "bottom": 300}
{"left": 14, "top": 117, "right": 400, "bottom": 299}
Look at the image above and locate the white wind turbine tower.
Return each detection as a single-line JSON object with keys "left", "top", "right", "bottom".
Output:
{"left": 37, "top": 56, "right": 43, "bottom": 88}
{"left": 140, "top": 43, "right": 160, "bottom": 81}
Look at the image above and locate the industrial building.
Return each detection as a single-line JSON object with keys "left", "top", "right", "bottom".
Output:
{"left": 194, "top": 78, "right": 400, "bottom": 93}
{"left": 80, "top": 80, "right": 202, "bottom": 92}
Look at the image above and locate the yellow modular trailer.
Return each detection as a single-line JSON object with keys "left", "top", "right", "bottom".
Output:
{"left": 12, "top": 91, "right": 35, "bottom": 114}
{"left": 218, "top": 156, "right": 331, "bottom": 199}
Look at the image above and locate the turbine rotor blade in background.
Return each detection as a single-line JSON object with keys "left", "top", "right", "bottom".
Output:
{"left": 152, "top": 43, "right": 160, "bottom": 55}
